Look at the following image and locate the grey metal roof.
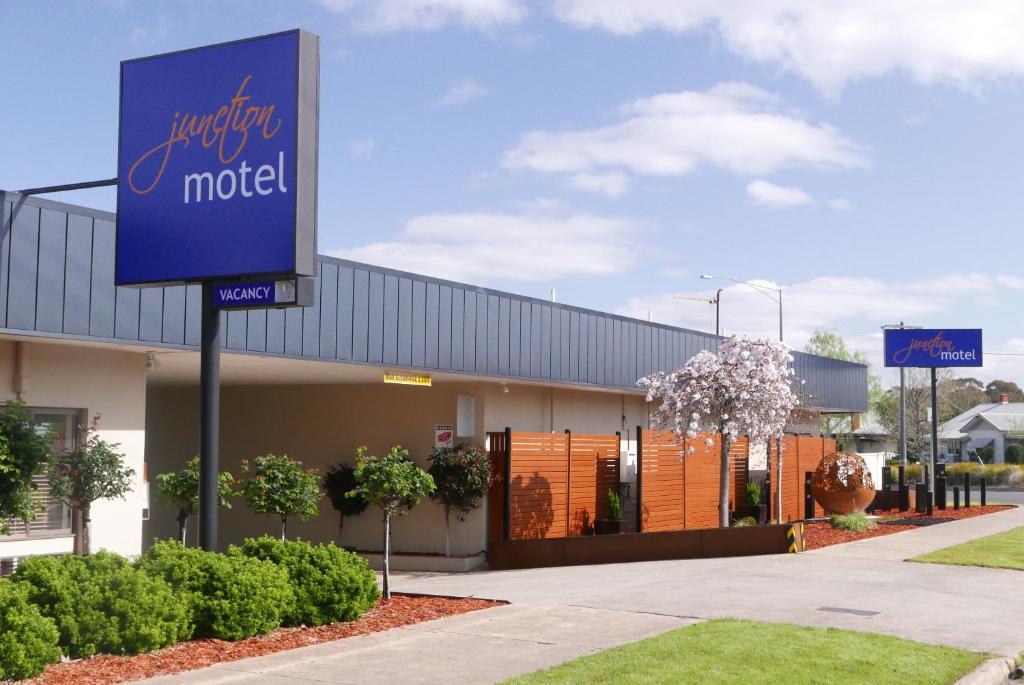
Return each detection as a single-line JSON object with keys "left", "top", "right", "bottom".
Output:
{"left": 0, "top": 190, "right": 868, "bottom": 411}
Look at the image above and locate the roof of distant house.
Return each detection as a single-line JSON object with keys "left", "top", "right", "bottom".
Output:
{"left": 939, "top": 401, "right": 1024, "bottom": 440}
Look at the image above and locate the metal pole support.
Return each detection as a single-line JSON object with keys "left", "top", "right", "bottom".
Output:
{"left": 981, "top": 478, "right": 987, "bottom": 507}
{"left": 199, "top": 283, "right": 221, "bottom": 552}
{"left": 953, "top": 486, "right": 960, "bottom": 510}
{"left": 636, "top": 426, "right": 644, "bottom": 533}
{"left": 964, "top": 473, "right": 971, "bottom": 508}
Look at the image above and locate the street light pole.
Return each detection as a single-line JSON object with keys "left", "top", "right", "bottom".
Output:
{"left": 700, "top": 274, "right": 782, "bottom": 341}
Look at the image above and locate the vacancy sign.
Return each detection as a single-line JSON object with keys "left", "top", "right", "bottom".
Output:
{"left": 115, "top": 30, "right": 319, "bottom": 286}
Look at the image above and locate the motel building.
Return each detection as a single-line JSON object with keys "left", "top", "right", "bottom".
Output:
{"left": 0, "top": 190, "right": 868, "bottom": 571}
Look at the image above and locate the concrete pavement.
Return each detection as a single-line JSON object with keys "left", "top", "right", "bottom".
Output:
{"left": 144, "top": 505, "right": 1024, "bottom": 684}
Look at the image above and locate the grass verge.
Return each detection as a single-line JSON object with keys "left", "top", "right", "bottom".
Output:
{"left": 502, "top": 619, "right": 984, "bottom": 685}
{"left": 911, "top": 526, "right": 1024, "bottom": 571}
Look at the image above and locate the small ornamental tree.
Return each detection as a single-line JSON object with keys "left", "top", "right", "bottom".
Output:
{"left": 155, "top": 456, "right": 237, "bottom": 545}
{"left": 352, "top": 445, "right": 435, "bottom": 599}
{"left": 0, "top": 401, "right": 53, "bottom": 534}
{"left": 240, "top": 454, "right": 321, "bottom": 540}
{"left": 48, "top": 417, "right": 135, "bottom": 555}
{"left": 427, "top": 444, "right": 494, "bottom": 557}
{"left": 638, "top": 337, "right": 799, "bottom": 528}
{"left": 323, "top": 463, "right": 368, "bottom": 543}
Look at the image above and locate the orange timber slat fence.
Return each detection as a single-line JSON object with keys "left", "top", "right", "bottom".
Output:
{"left": 639, "top": 431, "right": 749, "bottom": 532}
{"left": 487, "top": 428, "right": 835, "bottom": 542}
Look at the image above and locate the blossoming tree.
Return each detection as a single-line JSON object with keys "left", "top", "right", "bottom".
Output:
{"left": 638, "top": 337, "right": 800, "bottom": 528}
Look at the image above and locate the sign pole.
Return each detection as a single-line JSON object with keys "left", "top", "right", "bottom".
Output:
{"left": 199, "top": 282, "right": 220, "bottom": 551}
{"left": 899, "top": 367, "right": 907, "bottom": 466}
{"left": 929, "top": 366, "right": 938, "bottom": 499}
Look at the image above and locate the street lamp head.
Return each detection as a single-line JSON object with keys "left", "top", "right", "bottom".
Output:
{"left": 700, "top": 274, "right": 714, "bottom": 280}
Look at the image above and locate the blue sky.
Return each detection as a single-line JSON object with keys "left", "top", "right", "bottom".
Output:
{"left": 5, "top": 1, "right": 1024, "bottom": 386}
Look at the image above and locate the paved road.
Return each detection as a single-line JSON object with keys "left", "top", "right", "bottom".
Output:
{"left": 146, "top": 505, "right": 1024, "bottom": 684}
{"left": 980, "top": 488, "right": 1024, "bottom": 505}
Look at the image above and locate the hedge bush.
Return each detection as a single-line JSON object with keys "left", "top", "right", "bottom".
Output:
{"left": 903, "top": 463, "right": 1024, "bottom": 487}
{"left": 12, "top": 552, "right": 190, "bottom": 658}
{"left": 136, "top": 540, "right": 294, "bottom": 641}
{"left": 0, "top": 579, "right": 61, "bottom": 680}
{"left": 231, "top": 536, "right": 379, "bottom": 627}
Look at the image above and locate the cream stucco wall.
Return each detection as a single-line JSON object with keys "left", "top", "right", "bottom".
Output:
{"left": 144, "top": 380, "right": 489, "bottom": 556}
{"left": 143, "top": 377, "right": 650, "bottom": 556}
{"left": 0, "top": 339, "right": 148, "bottom": 557}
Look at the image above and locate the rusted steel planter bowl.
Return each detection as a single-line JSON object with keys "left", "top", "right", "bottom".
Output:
{"left": 811, "top": 451, "right": 875, "bottom": 515}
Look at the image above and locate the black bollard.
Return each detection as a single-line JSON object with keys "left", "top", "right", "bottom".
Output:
{"left": 915, "top": 483, "right": 928, "bottom": 514}
{"left": 953, "top": 486, "right": 960, "bottom": 510}
{"left": 965, "top": 473, "right": 971, "bottom": 508}
{"left": 981, "top": 478, "right": 987, "bottom": 506}
{"left": 804, "top": 471, "right": 815, "bottom": 519}
{"left": 882, "top": 466, "right": 892, "bottom": 510}
{"left": 936, "top": 476, "right": 946, "bottom": 510}
{"left": 899, "top": 465, "right": 909, "bottom": 511}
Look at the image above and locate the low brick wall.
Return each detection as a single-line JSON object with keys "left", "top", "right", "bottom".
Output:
{"left": 487, "top": 523, "right": 803, "bottom": 570}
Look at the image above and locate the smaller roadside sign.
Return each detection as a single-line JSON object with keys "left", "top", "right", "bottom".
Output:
{"left": 434, "top": 424, "right": 454, "bottom": 449}
{"left": 884, "top": 328, "right": 983, "bottom": 368}
{"left": 213, "top": 277, "right": 314, "bottom": 309}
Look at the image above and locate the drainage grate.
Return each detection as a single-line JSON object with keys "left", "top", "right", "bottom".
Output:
{"left": 818, "top": 606, "right": 880, "bottom": 617}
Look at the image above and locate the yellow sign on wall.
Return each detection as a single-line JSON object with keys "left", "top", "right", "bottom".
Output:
{"left": 383, "top": 370, "right": 432, "bottom": 387}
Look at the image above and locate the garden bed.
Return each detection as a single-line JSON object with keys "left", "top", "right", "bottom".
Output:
{"left": 803, "top": 505, "right": 1014, "bottom": 550}
{"left": 21, "top": 594, "right": 502, "bottom": 685}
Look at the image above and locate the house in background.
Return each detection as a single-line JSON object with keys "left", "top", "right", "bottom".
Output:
{"left": 939, "top": 394, "right": 1024, "bottom": 464}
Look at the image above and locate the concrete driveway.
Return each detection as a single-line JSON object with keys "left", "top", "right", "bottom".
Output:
{"left": 145, "top": 505, "right": 1024, "bottom": 684}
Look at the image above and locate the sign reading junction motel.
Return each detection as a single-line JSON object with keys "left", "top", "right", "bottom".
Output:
{"left": 883, "top": 328, "right": 983, "bottom": 368}
{"left": 114, "top": 30, "right": 319, "bottom": 287}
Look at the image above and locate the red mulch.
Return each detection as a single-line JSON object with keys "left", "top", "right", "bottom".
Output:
{"left": 804, "top": 505, "right": 1015, "bottom": 550}
{"left": 24, "top": 594, "right": 503, "bottom": 685}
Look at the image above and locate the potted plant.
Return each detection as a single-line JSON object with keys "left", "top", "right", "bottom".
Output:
{"left": 733, "top": 479, "right": 768, "bottom": 525}
{"left": 594, "top": 488, "right": 623, "bottom": 535}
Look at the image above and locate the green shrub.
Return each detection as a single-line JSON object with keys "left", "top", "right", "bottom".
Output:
{"left": 136, "top": 540, "right": 294, "bottom": 641}
{"left": 0, "top": 579, "right": 61, "bottom": 680}
{"left": 732, "top": 516, "right": 758, "bottom": 528}
{"left": 12, "top": 551, "right": 189, "bottom": 658}
{"left": 607, "top": 489, "right": 623, "bottom": 521}
{"left": 745, "top": 480, "right": 762, "bottom": 507}
{"left": 231, "top": 536, "right": 378, "bottom": 627}
{"left": 1005, "top": 444, "right": 1024, "bottom": 464}
{"left": 830, "top": 513, "right": 877, "bottom": 532}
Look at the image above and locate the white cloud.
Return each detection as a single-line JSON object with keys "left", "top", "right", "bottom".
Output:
{"left": 829, "top": 197, "right": 853, "bottom": 211}
{"left": 746, "top": 180, "right": 813, "bottom": 208}
{"left": 329, "top": 206, "right": 649, "bottom": 283}
{"left": 349, "top": 138, "right": 375, "bottom": 159}
{"left": 319, "top": 0, "right": 526, "bottom": 32}
{"left": 552, "top": 2, "right": 1024, "bottom": 95}
{"left": 568, "top": 171, "right": 631, "bottom": 197}
{"left": 502, "top": 82, "right": 866, "bottom": 194}
{"left": 435, "top": 79, "right": 490, "bottom": 107}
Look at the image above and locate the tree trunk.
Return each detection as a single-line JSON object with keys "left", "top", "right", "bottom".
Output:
{"left": 339, "top": 512, "right": 345, "bottom": 543}
{"left": 444, "top": 506, "right": 451, "bottom": 558}
{"left": 72, "top": 507, "right": 86, "bottom": 555}
{"left": 80, "top": 504, "right": 91, "bottom": 555}
{"left": 775, "top": 436, "right": 784, "bottom": 524}
{"left": 280, "top": 517, "right": 287, "bottom": 541}
{"left": 382, "top": 511, "right": 391, "bottom": 600}
{"left": 719, "top": 429, "right": 732, "bottom": 528}
{"left": 177, "top": 509, "right": 189, "bottom": 545}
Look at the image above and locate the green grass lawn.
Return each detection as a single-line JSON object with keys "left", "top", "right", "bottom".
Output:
{"left": 911, "top": 526, "right": 1024, "bottom": 571}
{"left": 502, "top": 619, "right": 984, "bottom": 685}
